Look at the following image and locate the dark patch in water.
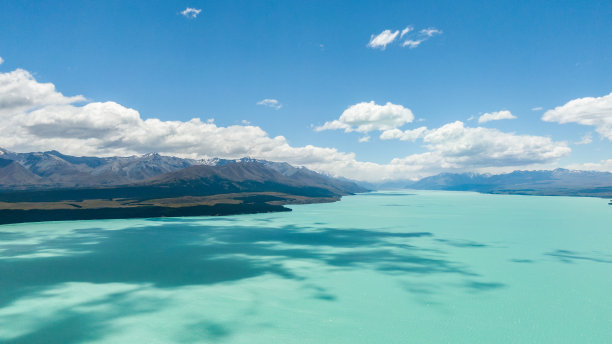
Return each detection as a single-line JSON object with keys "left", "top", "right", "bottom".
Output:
{"left": 545, "top": 249, "right": 612, "bottom": 264}
{"left": 203, "top": 322, "right": 232, "bottom": 339}
{"left": 314, "top": 294, "right": 337, "bottom": 301}
{"left": 510, "top": 259, "right": 534, "bottom": 263}
{"left": 464, "top": 281, "right": 506, "bottom": 291}
{"left": 2, "top": 314, "right": 99, "bottom": 344}
{"left": 436, "top": 238, "right": 488, "bottom": 248}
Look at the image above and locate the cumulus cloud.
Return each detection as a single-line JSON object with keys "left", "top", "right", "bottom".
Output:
{"left": 0, "top": 68, "right": 572, "bottom": 182}
{"left": 257, "top": 99, "right": 282, "bottom": 110}
{"left": 379, "top": 127, "right": 428, "bottom": 141}
{"left": 382, "top": 121, "right": 570, "bottom": 169}
{"left": 181, "top": 7, "right": 202, "bottom": 18}
{"left": 542, "top": 92, "right": 612, "bottom": 141}
{"left": 315, "top": 101, "right": 414, "bottom": 133}
{"left": 0, "top": 69, "right": 85, "bottom": 116}
{"left": 0, "top": 100, "right": 359, "bottom": 174}
{"left": 367, "top": 30, "right": 399, "bottom": 50}
{"left": 478, "top": 110, "right": 517, "bottom": 123}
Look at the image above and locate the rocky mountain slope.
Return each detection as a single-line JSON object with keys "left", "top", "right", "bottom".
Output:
{"left": 0, "top": 148, "right": 367, "bottom": 204}
{"left": 0, "top": 148, "right": 366, "bottom": 195}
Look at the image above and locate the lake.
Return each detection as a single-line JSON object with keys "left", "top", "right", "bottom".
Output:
{"left": 0, "top": 190, "right": 610, "bottom": 343}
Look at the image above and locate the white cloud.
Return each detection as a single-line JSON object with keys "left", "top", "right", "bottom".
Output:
{"left": 0, "top": 57, "right": 4, "bottom": 65}
{"left": 0, "top": 68, "right": 572, "bottom": 182}
{"left": 566, "top": 159, "right": 612, "bottom": 172}
{"left": 367, "top": 30, "right": 399, "bottom": 50}
{"left": 181, "top": 7, "right": 202, "bottom": 18}
{"left": 0, "top": 69, "right": 85, "bottom": 116}
{"left": 400, "top": 26, "right": 413, "bottom": 38}
{"left": 382, "top": 121, "right": 570, "bottom": 169}
{"left": 574, "top": 133, "right": 592, "bottom": 145}
{"left": 380, "top": 127, "right": 428, "bottom": 141}
{"left": 478, "top": 110, "right": 517, "bottom": 123}
{"left": 542, "top": 92, "right": 612, "bottom": 141}
{"left": 532, "top": 106, "right": 543, "bottom": 111}
{"left": 358, "top": 136, "right": 370, "bottom": 143}
{"left": 420, "top": 121, "right": 568, "bottom": 166}
{"left": 256, "top": 98, "right": 282, "bottom": 110}
{"left": 400, "top": 27, "right": 442, "bottom": 48}
{"left": 401, "top": 40, "right": 422, "bottom": 48}
{"left": 368, "top": 26, "right": 442, "bottom": 50}
{"left": 315, "top": 101, "right": 414, "bottom": 133}
{"left": 420, "top": 28, "right": 442, "bottom": 37}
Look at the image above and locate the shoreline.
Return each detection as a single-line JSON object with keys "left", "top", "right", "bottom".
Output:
{"left": 0, "top": 202, "right": 291, "bottom": 225}
{"left": 0, "top": 192, "right": 343, "bottom": 226}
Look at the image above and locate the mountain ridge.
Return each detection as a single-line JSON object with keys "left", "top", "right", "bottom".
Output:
{"left": 0, "top": 148, "right": 365, "bottom": 195}
{"left": 406, "top": 168, "right": 612, "bottom": 198}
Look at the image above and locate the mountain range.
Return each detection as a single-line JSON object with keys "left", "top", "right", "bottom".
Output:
{"left": 406, "top": 169, "right": 612, "bottom": 198}
{"left": 0, "top": 148, "right": 364, "bottom": 195}
{"left": 0, "top": 148, "right": 369, "bottom": 224}
{"left": 0, "top": 148, "right": 609, "bottom": 225}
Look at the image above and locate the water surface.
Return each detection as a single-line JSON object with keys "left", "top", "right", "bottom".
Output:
{"left": 0, "top": 191, "right": 610, "bottom": 343}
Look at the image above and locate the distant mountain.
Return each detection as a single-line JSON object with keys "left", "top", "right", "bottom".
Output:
{"left": 215, "top": 159, "right": 365, "bottom": 195}
{"left": 0, "top": 148, "right": 367, "bottom": 202}
{"left": 407, "top": 169, "right": 612, "bottom": 197}
{"left": 88, "top": 153, "right": 195, "bottom": 183}
{"left": 357, "top": 179, "right": 417, "bottom": 191}
{"left": 0, "top": 148, "right": 200, "bottom": 188}
{"left": 0, "top": 158, "right": 41, "bottom": 186}
{"left": 0, "top": 148, "right": 368, "bottom": 195}
{"left": 144, "top": 161, "right": 365, "bottom": 197}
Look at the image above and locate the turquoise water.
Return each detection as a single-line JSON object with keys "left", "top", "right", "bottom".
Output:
{"left": 0, "top": 190, "right": 611, "bottom": 343}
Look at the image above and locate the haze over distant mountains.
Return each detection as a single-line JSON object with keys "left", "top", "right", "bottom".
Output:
{"left": 405, "top": 169, "right": 612, "bottom": 198}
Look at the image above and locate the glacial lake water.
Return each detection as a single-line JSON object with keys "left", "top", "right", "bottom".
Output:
{"left": 0, "top": 190, "right": 611, "bottom": 343}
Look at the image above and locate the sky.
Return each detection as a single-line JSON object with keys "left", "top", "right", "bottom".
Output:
{"left": 0, "top": 0, "right": 611, "bottom": 182}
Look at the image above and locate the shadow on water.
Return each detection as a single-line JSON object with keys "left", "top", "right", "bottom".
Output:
{"left": 435, "top": 238, "right": 488, "bottom": 248}
{"left": 0, "top": 218, "right": 498, "bottom": 342}
{"left": 464, "top": 281, "right": 506, "bottom": 292}
{"left": 510, "top": 259, "right": 535, "bottom": 263}
{"left": 545, "top": 249, "right": 612, "bottom": 264}
{"left": 360, "top": 192, "right": 416, "bottom": 197}
{"left": 2, "top": 314, "right": 100, "bottom": 344}
{"left": 186, "top": 321, "right": 234, "bottom": 341}
{"left": 0, "top": 223, "right": 464, "bottom": 298}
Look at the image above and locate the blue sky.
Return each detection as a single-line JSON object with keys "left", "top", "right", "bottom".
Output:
{"left": 0, "top": 0, "right": 611, "bottom": 181}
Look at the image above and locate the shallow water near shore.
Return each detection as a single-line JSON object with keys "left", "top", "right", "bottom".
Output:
{"left": 0, "top": 190, "right": 611, "bottom": 343}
